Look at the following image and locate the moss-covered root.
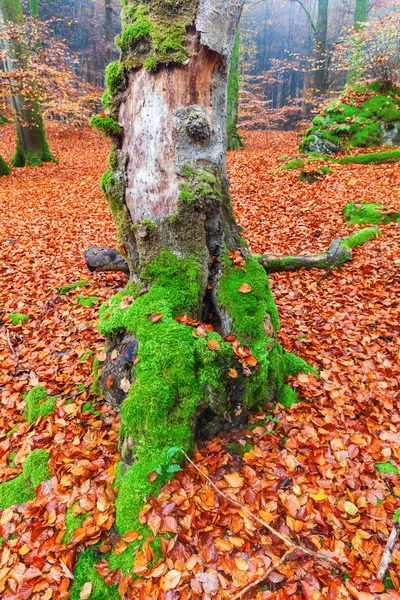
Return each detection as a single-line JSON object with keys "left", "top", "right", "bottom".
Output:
{"left": 0, "top": 449, "right": 51, "bottom": 510}
{"left": 344, "top": 202, "right": 400, "bottom": 226}
{"left": 23, "top": 385, "right": 56, "bottom": 424}
{"left": 0, "top": 155, "right": 11, "bottom": 176}
{"left": 259, "top": 228, "right": 379, "bottom": 273}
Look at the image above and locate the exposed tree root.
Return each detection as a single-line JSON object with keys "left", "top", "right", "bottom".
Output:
{"left": 258, "top": 227, "right": 379, "bottom": 273}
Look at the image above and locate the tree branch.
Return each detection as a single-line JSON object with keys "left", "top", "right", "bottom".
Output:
{"left": 258, "top": 228, "right": 379, "bottom": 273}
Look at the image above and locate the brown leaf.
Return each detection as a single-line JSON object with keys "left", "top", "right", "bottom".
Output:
{"left": 238, "top": 283, "right": 252, "bottom": 294}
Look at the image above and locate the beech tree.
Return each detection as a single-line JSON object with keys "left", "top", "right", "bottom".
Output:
{"left": 0, "top": 0, "right": 51, "bottom": 166}
{"left": 227, "top": 26, "right": 243, "bottom": 150}
{"left": 86, "top": 0, "right": 318, "bottom": 549}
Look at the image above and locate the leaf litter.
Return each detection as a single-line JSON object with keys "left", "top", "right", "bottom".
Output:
{"left": 0, "top": 126, "right": 399, "bottom": 598}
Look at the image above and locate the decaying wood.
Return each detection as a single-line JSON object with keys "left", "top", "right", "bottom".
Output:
{"left": 377, "top": 522, "right": 400, "bottom": 581}
{"left": 259, "top": 229, "right": 379, "bottom": 273}
{"left": 85, "top": 246, "right": 129, "bottom": 274}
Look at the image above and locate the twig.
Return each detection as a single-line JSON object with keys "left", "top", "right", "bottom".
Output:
{"left": 6, "top": 328, "right": 17, "bottom": 359}
{"left": 181, "top": 450, "right": 343, "bottom": 571}
{"left": 377, "top": 523, "right": 400, "bottom": 581}
{"left": 231, "top": 549, "right": 293, "bottom": 600}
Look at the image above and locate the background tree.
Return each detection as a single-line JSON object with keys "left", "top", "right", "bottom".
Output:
{"left": 0, "top": 0, "right": 51, "bottom": 166}
{"left": 347, "top": 0, "right": 369, "bottom": 83}
{"left": 227, "top": 26, "right": 244, "bottom": 150}
{"left": 313, "top": 0, "right": 329, "bottom": 95}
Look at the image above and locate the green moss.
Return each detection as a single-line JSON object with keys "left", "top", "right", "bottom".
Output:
{"left": 376, "top": 462, "right": 399, "bottom": 475}
{"left": 119, "top": 16, "right": 152, "bottom": 48}
{"left": 0, "top": 155, "right": 11, "bottom": 176}
{"left": 77, "top": 296, "right": 101, "bottom": 307}
{"left": 302, "top": 84, "right": 400, "bottom": 152}
{"left": 102, "top": 89, "right": 111, "bottom": 110}
{"left": 226, "top": 441, "right": 254, "bottom": 457}
{"left": 23, "top": 386, "right": 56, "bottom": 424}
{"left": 278, "top": 384, "right": 300, "bottom": 408}
{"left": 58, "top": 279, "right": 88, "bottom": 294}
{"left": 8, "top": 452, "right": 16, "bottom": 468}
{"left": 282, "top": 158, "right": 305, "bottom": 170}
{"left": 178, "top": 166, "right": 221, "bottom": 209}
{"left": 0, "top": 449, "right": 51, "bottom": 510}
{"left": 82, "top": 401, "right": 101, "bottom": 416}
{"left": 105, "top": 61, "right": 125, "bottom": 96}
{"left": 101, "top": 168, "right": 132, "bottom": 252}
{"left": 69, "top": 547, "right": 120, "bottom": 600}
{"left": 283, "top": 352, "right": 318, "bottom": 377}
{"left": 90, "top": 115, "right": 122, "bottom": 137}
{"left": 340, "top": 150, "right": 400, "bottom": 165}
{"left": 344, "top": 227, "right": 380, "bottom": 247}
{"left": 91, "top": 358, "right": 101, "bottom": 396}
{"left": 8, "top": 312, "right": 29, "bottom": 325}
{"left": 63, "top": 506, "right": 88, "bottom": 545}
{"left": 344, "top": 201, "right": 400, "bottom": 225}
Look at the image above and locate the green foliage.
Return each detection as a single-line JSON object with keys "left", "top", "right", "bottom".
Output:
{"left": 90, "top": 115, "right": 122, "bottom": 136}
{"left": 77, "top": 296, "right": 101, "bottom": 307}
{"left": 282, "top": 158, "right": 305, "bottom": 170}
{"left": 58, "top": 279, "right": 88, "bottom": 294}
{"left": 0, "top": 449, "right": 51, "bottom": 510}
{"left": 8, "top": 312, "right": 29, "bottom": 325}
{"left": 376, "top": 462, "right": 399, "bottom": 474}
{"left": 23, "top": 385, "right": 56, "bottom": 424}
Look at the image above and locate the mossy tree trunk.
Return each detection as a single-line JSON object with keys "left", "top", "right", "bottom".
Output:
{"left": 93, "top": 0, "right": 309, "bottom": 538}
{"left": 313, "top": 0, "right": 329, "bottom": 96}
{"left": 104, "top": 0, "right": 113, "bottom": 67}
{"left": 347, "top": 0, "right": 369, "bottom": 84}
{"left": 0, "top": 0, "right": 51, "bottom": 166}
{"left": 0, "top": 155, "right": 11, "bottom": 176}
{"left": 227, "top": 26, "right": 244, "bottom": 150}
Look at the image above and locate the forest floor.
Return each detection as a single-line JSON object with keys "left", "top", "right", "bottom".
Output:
{"left": 0, "top": 125, "right": 399, "bottom": 600}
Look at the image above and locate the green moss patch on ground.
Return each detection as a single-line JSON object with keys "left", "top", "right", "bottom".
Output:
{"left": 339, "top": 150, "right": 400, "bottom": 165}
{"left": 0, "top": 449, "right": 51, "bottom": 510}
{"left": 23, "top": 385, "right": 56, "bottom": 424}
{"left": 344, "top": 202, "right": 400, "bottom": 225}
{"left": 77, "top": 295, "right": 101, "bottom": 307}
{"left": 58, "top": 279, "right": 88, "bottom": 294}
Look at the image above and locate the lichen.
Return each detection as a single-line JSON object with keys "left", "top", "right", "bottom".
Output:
{"left": 23, "top": 385, "right": 56, "bottom": 424}
{"left": 0, "top": 449, "right": 51, "bottom": 510}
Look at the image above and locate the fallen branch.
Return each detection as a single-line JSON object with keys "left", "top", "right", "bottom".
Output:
{"left": 181, "top": 450, "right": 343, "bottom": 572}
{"left": 85, "top": 246, "right": 129, "bottom": 274}
{"left": 258, "top": 228, "right": 379, "bottom": 273}
{"left": 377, "top": 523, "right": 400, "bottom": 581}
{"left": 6, "top": 328, "right": 17, "bottom": 359}
{"left": 231, "top": 549, "right": 293, "bottom": 600}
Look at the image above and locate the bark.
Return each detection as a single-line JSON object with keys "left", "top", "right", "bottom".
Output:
{"left": 0, "top": 155, "right": 11, "bottom": 176}
{"left": 0, "top": 0, "right": 51, "bottom": 167}
{"left": 104, "top": 0, "right": 113, "bottom": 66}
{"left": 227, "top": 27, "right": 244, "bottom": 150}
{"left": 259, "top": 228, "right": 379, "bottom": 273}
{"left": 347, "top": 0, "right": 369, "bottom": 84}
{"left": 313, "top": 0, "right": 329, "bottom": 96}
{"left": 90, "top": 0, "right": 306, "bottom": 541}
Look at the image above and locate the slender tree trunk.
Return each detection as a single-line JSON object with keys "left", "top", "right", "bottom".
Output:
{"left": 313, "top": 0, "right": 329, "bottom": 95}
{"left": 0, "top": 0, "right": 51, "bottom": 166}
{"left": 347, "top": 0, "right": 369, "bottom": 84}
{"left": 88, "top": 0, "right": 309, "bottom": 543}
{"left": 29, "top": 0, "right": 39, "bottom": 18}
{"left": 227, "top": 26, "right": 243, "bottom": 150}
{"left": 104, "top": 0, "right": 113, "bottom": 67}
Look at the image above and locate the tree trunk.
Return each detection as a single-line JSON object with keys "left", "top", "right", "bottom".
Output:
{"left": 347, "top": 0, "right": 369, "bottom": 84}
{"left": 104, "top": 0, "right": 113, "bottom": 67}
{"left": 90, "top": 0, "right": 312, "bottom": 542}
{"left": 0, "top": 0, "right": 51, "bottom": 167}
{"left": 0, "top": 155, "right": 11, "bottom": 176}
{"left": 227, "top": 26, "right": 244, "bottom": 150}
{"left": 313, "top": 0, "right": 329, "bottom": 96}
{"left": 29, "top": 0, "right": 39, "bottom": 18}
